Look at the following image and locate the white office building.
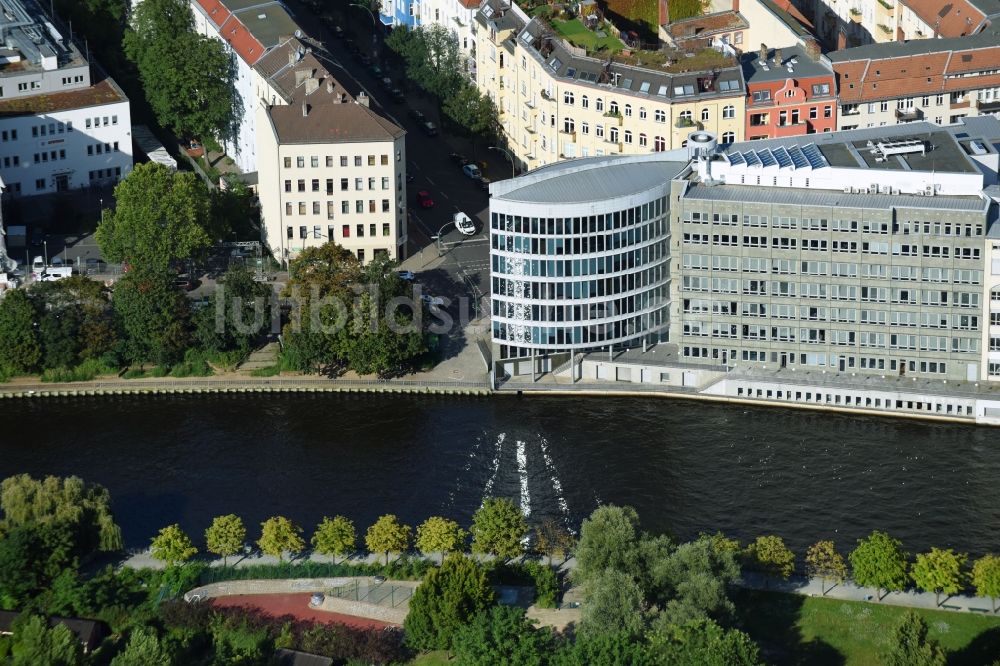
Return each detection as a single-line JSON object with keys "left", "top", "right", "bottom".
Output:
{"left": 0, "top": 0, "right": 132, "bottom": 197}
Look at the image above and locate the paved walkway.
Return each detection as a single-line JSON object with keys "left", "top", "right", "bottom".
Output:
{"left": 740, "top": 572, "right": 999, "bottom": 614}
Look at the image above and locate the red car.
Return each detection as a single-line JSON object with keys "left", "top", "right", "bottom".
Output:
{"left": 416, "top": 190, "right": 435, "bottom": 208}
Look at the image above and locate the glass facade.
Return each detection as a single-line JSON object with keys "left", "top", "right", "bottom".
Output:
{"left": 490, "top": 195, "right": 671, "bottom": 356}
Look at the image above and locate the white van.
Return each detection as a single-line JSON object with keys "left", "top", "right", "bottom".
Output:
{"left": 454, "top": 212, "right": 476, "bottom": 236}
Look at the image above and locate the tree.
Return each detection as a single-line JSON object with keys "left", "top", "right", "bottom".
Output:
{"left": 647, "top": 618, "right": 763, "bottom": 666}
{"left": 534, "top": 519, "right": 576, "bottom": 566}
{"left": 650, "top": 535, "right": 741, "bottom": 626}
{"left": 150, "top": 524, "right": 197, "bottom": 567}
{"left": 879, "top": 611, "right": 946, "bottom": 666}
{"left": 911, "top": 548, "right": 967, "bottom": 607}
{"left": 416, "top": 516, "right": 466, "bottom": 562}
{"left": 204, "top": 515, "right": 246, "bottom": 566}
{"left": 0, "top": 474, "right": 122, "bottom": 553}
{"left": 572, "top": 505, "right": 645, "bottom": 589}
{"left": 972, "top": 554, "right": 1000, "bottom": 612}
{"left": 30, "top": 277, "right": 119, "bottom": 365}
{"left": 311, "top": 516, "right": 356, "bottom": 562}
{"left": 365, "top": 514, "right": 411, "bottom": 565}
{"left": 452, "top": 606, "right": 551, "bottom": 666}
{"left": 806, "top": 540, "right": 848, "bottom": 595}
{"left": 113, "top": 271, "right": 191, "bottom": 366}
{"left": 471, "top": 497, "right": 528, "bottom": 561}
{"left": 10, "top": 615, "right": 82, "bottom": 666}
{"left": 579, "top": 568, "right": 646, "bottom": 639}
{"left": 110, "top": 627, "right": 173, "bottom": 666}
{"left": 338, "top": 289, "right": 426, "bottom": 377}
{"left": 385, "top": 25, "right": 464, "bottom": 104}
{"left": 404, "top": 554, "right": 495, "bottom": 650}
{"left": 550, "top": 630, "right": 651, "bottom": 665}
{"left": 124, "top": 0, "right": 238, "bottom": 143}
{"left": 0, "top": 289, "right": 40, "bottom": 375}
{"left": 747, "top": 535, "right": 795, "bottom": 581}
{"left": 195, "top": 265, "right": 272, "bottom": 356}
{"left": 0, "top": 525, "right": 47, "bottom": 606}
{"left": 850, "top": 531, "right": 909, "bottom": 602}
{"left": 257, "top": 516, "right": 305, "bottom": 561}
{"left": 701, "top": 531, "right": 742, "bottom": 557}
{"left": 96, "top": 163, "right": 214, "bottom": 273}
{"left": 443, "top": 83, "right": 500, "bottom": 155}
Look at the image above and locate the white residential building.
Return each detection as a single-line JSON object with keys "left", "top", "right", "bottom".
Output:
{"left": 0, "top": 0, "right": 132, "bottom": 197}
{"left": 256, "top": 44, "right": 407, "bottom": 265}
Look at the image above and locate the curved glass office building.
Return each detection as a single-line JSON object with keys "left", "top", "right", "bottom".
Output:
{"left": 490, "top": 154, "right": 688, "bottom": 360}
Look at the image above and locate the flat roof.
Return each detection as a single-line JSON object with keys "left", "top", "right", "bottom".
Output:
{"left": 497, "top": 158, "right": 688, "bottom": 203}
{"left": 741, "top": 44, "right": 832, "bottom": 85}
{"left": 232, "top": 3, "right": 299, "bottom": 49}
{"left": 724, "top": 120, "right": 990, "bottom": 175}
{"left": 0, "top": 73, "right": 125, "bottom": 115}
{"left": 682, "top": 182, "right": 988, "bottom": 212}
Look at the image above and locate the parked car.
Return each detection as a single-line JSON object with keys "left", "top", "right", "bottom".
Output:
{"left": 475, "top": 176, "right": 491, "bottom": 191}
{"left": 421, "top": 121, "right": 438, "bottom": 136}
{"left": 462, "top": 163, "right": 482, "bottom": 179}
{"left": 408, "top": 108, "right": 425, "bottom": 123}
{"left": 370, "top": 63, "right": 382, "bottom": 77}
{"left": 390, "top": 88, "right": 405, "bottom": 103}
{"left": 420, "top": 294, "right": 444, "bottom": 311}
{"left": 415, "top": 190, "right": 435, "bottom": 208}
{"left": 357, "top": 53, "right": 371, "bottom": 65}
{"left": 332, "top": 25, "right": 344, "bottom": 38}
{"left": 380, "top": 77, "right": 393, "bottom": 90}
{"left": 396, "top": 270, "right": 415, "bottom": 281}
{"left": 449, "top": 152, "right": 467, "bottom": 165}
{"left": 454, "top": 212, "right": 476, "bottom": 235}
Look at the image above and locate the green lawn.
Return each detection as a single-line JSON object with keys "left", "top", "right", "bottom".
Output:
{"left": 410, "top": 651, "right": 451, "bottom": 666}
{"left": 551, "top": 18, "right": 623, "bottom": 54}
{"left": 734, "top": 589, "right": 1000, "bottom": 666}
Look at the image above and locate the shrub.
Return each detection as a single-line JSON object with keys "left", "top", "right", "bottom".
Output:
{"left": 40, "top": 358, "right": 118, "bottom": 382}
{"left": 250, "top": 365, "right": 280, "bottom": 377}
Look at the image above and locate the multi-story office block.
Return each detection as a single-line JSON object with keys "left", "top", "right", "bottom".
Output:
{"left": 490, "top": 118, "right": 1000, "bottom": 385}
{"left": 0, "top": 0, "right": 132, "bottom": 197}
{"left": 490, "top": 154, "right": 684, "bottom": 361}
{"left": 474, "top": 0, "right": 746, "bottom": 172}
{"left": 256, "top": 45, "right": 407, "bottom": 265}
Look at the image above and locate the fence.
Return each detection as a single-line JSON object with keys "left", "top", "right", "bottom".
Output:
{"left": 329, "top": 580, "right": 413, "bottom": 609}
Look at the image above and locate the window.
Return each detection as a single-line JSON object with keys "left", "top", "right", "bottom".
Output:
{"left": 722, "top": 105, "right": 735, "bottom": 119}
{"left": 284, "top": 180, "right": 291, "bottom": 193}
{"left": 654, "top": 109, "right": 665, "bottom": 123}
{"left": 563, "top": 118, "right": 575, "bottom": 133}
{"left": 326, "top": 156, "right": 334, "bottom": 167}
{"left": 342, "top": 225, "right": 350, "bottom": 238}
{"left": 311, "top": 156, "right": 319, "bottom": 167}
{"left": 596, "top": 98, "right": 605, "bottom": 112}
{"left": 287, "top": 226, "right": 294, "bottom": 239}
{"left": 563, "top": 91, "right": 574, "bottom": 105}
{"left": 639, "top": 133, "right": 647, "bottom": 147}
{"left": 381, "top": 154, "right": 389, "bottom": 166}
{"left": 35, "top": 178, "right": 45, "bottom": 190}
{"left": 623, "top": 130, "right": 632, "bottom": 144}
{"left": 654, "top": 136, "right": 665, "bottom": 151}
{"left": 312, "top": 202, "right": 320, "bottom": 215}
{"left": 580, "top": 121, "right": 589, "bottom": 135}
{"left": 581, "top": 95, "right": 589, "bottom": 109}
{"left": 297, "top": 179, "right": 305, "bottom": 192}
{"left": 298, "top": 202, "right": 306, "bottom": 215}
{"left": 721, "top": 131, "right": 735, "bottom": 143}
{"left": 624, "top": 104, "right": 632, "bottom": 117}
{"left": 368, "top": 155, "right": 376, "bottom": 166}
{"left": 382, "top": 199, "right": 390, "bottom": 212}
{"left": 340, "top": 156, "right": 348, "bottom": 167}
{"left": 296, "top": 156, "right": 305, "bottom": 168}
{"left": 354, "top": 156, "right": 362, "bottom": 166}
{"left": 701, "top": 108, "right": 709, "bottom": 121}
{"left": 639, "top": 107, "right": 647, "bottom": 119}
{"left": 286, "top": 202, "right": 293, "bottom": 216}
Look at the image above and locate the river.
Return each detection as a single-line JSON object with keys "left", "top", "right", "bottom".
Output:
{"left": 3, "top": 394, "right": 997, "bottom": 555}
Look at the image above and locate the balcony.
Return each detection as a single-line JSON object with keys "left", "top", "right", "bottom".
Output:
{"left": 841, "top": 105, "right": 860, "bottom": 116}
{"left": 540, "top": 89, "right": 554, "bottom": 102}
{"left": 675, "top": 117, "right": 700, "bottom": 129}
{"left": 894, "top": 107, "right": 923, "bottom": 122}
{"left": 951, "top": 99, "right": 971, "bottom": 109}
{"left": 849, "top": 8, "right": 862, "bottom": 22}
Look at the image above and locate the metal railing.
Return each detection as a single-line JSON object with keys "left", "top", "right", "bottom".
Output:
{"left": 329, "top": 580, "right": 413, "bottom": 608}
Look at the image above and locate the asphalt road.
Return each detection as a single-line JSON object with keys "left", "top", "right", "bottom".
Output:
{"left": 285, "top": 0, "right": 498, "bottom": 313}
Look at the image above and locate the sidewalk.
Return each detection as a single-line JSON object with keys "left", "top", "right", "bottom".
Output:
{"left": 740, "top": 571, "right": 999, "bottom": 615}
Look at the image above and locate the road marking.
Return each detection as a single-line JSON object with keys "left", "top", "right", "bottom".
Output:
{"left": 426, "top": 177, "right": 436, "bottom": 185}
{"left": 440, "top": 192, "right": 450, "bottom": 200}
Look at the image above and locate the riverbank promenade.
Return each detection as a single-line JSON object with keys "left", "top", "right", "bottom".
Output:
{"left": 119, "top": 549, "right": 1000, "bottom": 618}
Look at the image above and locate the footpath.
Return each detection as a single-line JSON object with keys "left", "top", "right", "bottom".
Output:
{"left": 121, "top": 550, "right": 999, "bottom": 619}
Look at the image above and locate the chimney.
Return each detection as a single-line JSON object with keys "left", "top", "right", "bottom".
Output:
{"left": 305, "top": 77, "right": 319, "bottom": 95}
{"left": 294, "top": 69, "right": 309, "bottom": 87}
{"left": 326, "top": 80, "right": 334, "bottom": 93}
{"left": 732, "top": 0, "right": 739, "bottom": 10}
{"left": 803, "top": 38, "right": 821, "bottom": 59}
{"left": 357, "top": 91, "right": 369, "bottom": 108}
{"left": 288, "top": 50, "right": 295, "bottom": 66}
{"left": 773, "top": 47, "right": 782, "bottom": 66}
{"left": 302, "top": 102, "right": 309, "bottom": 116}
{"left": 758, "top": 43, "right": 767, "bottom": 63}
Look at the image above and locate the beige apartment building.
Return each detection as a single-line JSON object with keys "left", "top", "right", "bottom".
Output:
{"left": 830, "top": 33, "right": 1000, "bottom": 131}
{"left": 256, "top": 48, "right": 407, "bottom": 265}
{"left": 474, "top": 1, "right": 745, "bottom": 172}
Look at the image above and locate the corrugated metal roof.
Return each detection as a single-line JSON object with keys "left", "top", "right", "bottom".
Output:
{"left": 498, "top": 161, "right": 687, "bottom": 203}
{"left": 683, "top": 183, "right": 988, "bottom": 211}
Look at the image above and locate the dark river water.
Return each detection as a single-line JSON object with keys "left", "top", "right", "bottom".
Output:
{"left": 2, "top": 394, "right": 997, "bottom": 555}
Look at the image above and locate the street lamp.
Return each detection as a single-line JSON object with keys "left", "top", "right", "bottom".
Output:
{"left": 432, "top": 220, "right": 455, "bottom": 255}
{"left": 489, "top": 146, "right": 515, "bottom": 180}
{"left": 42, "top": 239, "right": 48, "bottom": 267}
{"left": 350, "top": 3, "right": 380, "bottom": 59}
